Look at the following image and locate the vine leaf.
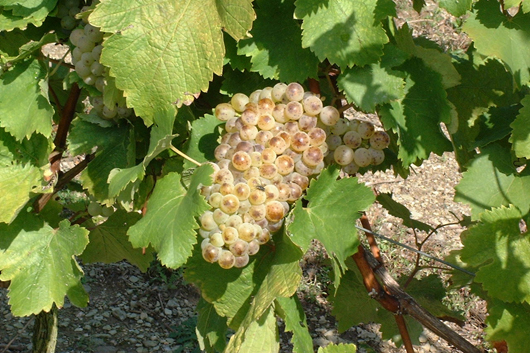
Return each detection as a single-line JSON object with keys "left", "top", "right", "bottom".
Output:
{"left": 90, "top": 0, "right": 252, "bottom": 124}
{"left": 226, "top": 233, "right": 302, "bottom": 351}
{"left": 295, "top": 0, "right": 393, "bottom": 67}
{"left": 237, "top": 0, "right": 319, "bottom": 82}
{"left": 0, "top": 213, "right": 89, "bottom": 316}
{"left": 183, "top": 114, "right": 224, "bottom": 169}
{"left": 510, "top": 95, "right": 530, "bottom": 159}
{"left": 379, "top": 57, "right": 453, "bottom": 168}
{"left": 376, "top": 193, "right": 433, "bottom": 232}
{"left": 460, "top": 205, "right": 530, "bottom": 303}
{"left": 275, "top": 296, "right": 313, "bottom": 353}
{"left": 196, "top": 298, "right": 228, "bottom": 353}
{"left": 288, "top": 165, "right": 375, "bottom": 289}
{"left": 317, "top": 343, "right": 358, "bottom": 353}
{"left": 128, "top": 165, "right": 213, "bottom": 268}
{"left": 455, "top": 144, "right": 530, "bottom": 220}
{"left": 68, "top": 118, "right": 133, "bottom": 205}
{"left": 463, "top": 0, "right": 530, "bottom": 87}
{"left": 235, "top": 306, "right": 279, "bottom": 353}
{"left": 81, "top": 210, "right": 153, "bottom": 272}
{"left": 438, "top": 0, "right": 473, "bottom": 17}
{"left": 0, "top": 58, "right": 54, "bottom": 140}
{"left": 338, "top": 63, "right": 406, "bottom": 112}
{"left": 0, "top": 163, "right": 41, "bottom": 224}
{"left": 220, "top": 66, "right": 276, "bottom": 97}
{"left": 108, "top": 108, "right": 177, "bottom": 198}
{"left": 0, "top": 0, "right": 57, "bottom": 31}
{"left": 485, "top": 298, "right": 530, "bottom": 352}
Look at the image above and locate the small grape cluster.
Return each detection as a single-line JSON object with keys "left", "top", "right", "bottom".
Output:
{"left": 68, "top": 11, "right": 134, "bottom": 120}
{"left": 56, "top": 0, "right": 88, "bottom": 31}
{"left": 198, "top": 82, "right": 389, "bottom": 269}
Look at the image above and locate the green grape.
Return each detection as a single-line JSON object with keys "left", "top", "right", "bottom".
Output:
{"left": 74, "top": 61, "right": 91, "bottom": 77}
{"left": 90, "top": 61, "right": 105, "bottom": 76}
{"left": 76, "top": 35, "right": 96, "bottom": 53}
{"left": 87, "top": 202, "right": 102, "bottom": 216}
{"left": 208, "top": 192, "right": 223, "bottom": 208}
{"left": 80, "top": 52, "right": 95, "bottom": 66}
{"left": 272, "top": 103, "right": 288, "bottom": 123}
{"left": 213, "top": 208, "right": 229, "bottom": 225}
{"left": 226, "top": 214, "right": 243, "bottom": 229}
{"left": 259, "top": 87, "right": 273, "bottom": 100}
{"left": 342, "top": 161, "right": 359, "bottom": 175}
{"left": 83, "top": 74, "right": 97, "bottom": 86}
{"left": 214, "top": 144, "right": 231, "bottom": 161}
{"left": 200, "top": 211, "right": 217, "bottom": 231}
{"left": 330, "top": 119, "right": 349, "bottom": 135}
{"left": 84, "top": 24, "right": 104, "bottom": 43}
{"left": 102, "top": 105, "right": 117, "bottom": 119}
{"left": 101, "top": 205, "right": 114, "bottom": 217}
{"left": 268, "top": 136, "right": 288, "bottom": 155}
{"left": 70, "top": 28, "right": 85, "bottom": 47}
{"left": 61, "top": 16, "right": 77, "bottom": 30}
{"left": 249, "top": 89, "right": 261, "bottom": 104}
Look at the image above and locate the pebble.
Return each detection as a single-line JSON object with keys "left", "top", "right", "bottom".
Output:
{"left": 129, "top": 275, "right": 140, "bottom": 283}
{"left": 112, "top": 308, "right": 127, "bottom": 321}
{"left": 144, "top": 340, "right": 158, "bottom": 347}
{"left": 164, "top": 308, "right": 172, "bottom": 316}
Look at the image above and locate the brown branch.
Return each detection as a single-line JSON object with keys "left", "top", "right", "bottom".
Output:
{"left": 33, "top": 83, "right": 82, "bottom": 213}
{"left": 362, "top": 247, "right": 483, "bottom": 353}
{"left": 308, "top": 78, "right": 321, "bottom": 95}
{"left": 395, "top": 314, "right": 415, "bottom": 353}
{"left": 360, "top": 213, "right": 383, "bottom": 264}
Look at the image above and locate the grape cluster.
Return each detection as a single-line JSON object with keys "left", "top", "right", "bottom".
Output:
{"left": 56, "top": 0, "right": 87, "bottom": 31}
{"left": 67, "top": 8, "right": 134, "bottom": 121}
{"left": 198, "top": 82, "right": 389, "bottom": 269}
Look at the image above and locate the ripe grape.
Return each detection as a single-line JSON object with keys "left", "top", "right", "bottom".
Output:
{"left": 370, "top": 131, "right": 390, "bottom": 150}
{"left": 343, "top": 131, "right": 362, "bottom": 149}
{"left": 257, "top": 114, "right": 276, "bottom": 130}
{"left": 285, "top": 101, "right": 304, "bottom": 120}
{"left": 266, "top": 201, "right": 285, "bottom": 222}
{"left": 218, "top": 250, "right": 236, "bottom": 269}
{"left": 298, "top": 115, "right": 317, "bottom": 131}
{"left": 272, "top": 82, "right": 287, "bottom": 102}
{"left": 220, "top": 194, "right": 240, "bottom": 214}
{"left": 331, "top": 119, "right": 349, "bottom": 135}
{"left": 291, "top": 131, "right": 310, "bottom": 152}
{"left": 247, "top": 240, "right": 260, "bottom": 256}
{"left": 215, "top": 103, "right": 235, "bottom": 121}
{"left": 233, "top": 182, "right": 251, "bottom": 200}
{"left": 285, "top": 82, "right": 304, "bottom": 101}
{"left": 222, "top": 227, "right": 239, "bottom": 244}
{"left": 272, "top": 104, "right": 288, "bottom": 123}
{"left": 203, "top": 244, "right": 221, "bottom": 263}
{"left": 258, "top": 98, "right": 275, "bottom": 114}
{"left": 275, "top": 155, "right": 295, "bottom": 175}
{"left": 308, "top": 127, "right": 326, "bottom": 146}
{"left": 353, "top": 147, "right": 372, "bottom": 167}
{"left": 229, "top": 239, "right": 249, "bottom": 257}
{"left": 302, "top": 146, "right": 323, "bottom": 168}
{"left": 358, "top": 121, "right": 375, "bottom": 139}
{"left": 334, "top": 145, "right": 355, "bottom": 166}
{"left": 255, "top": 130, "right": 273, "bottom": 146}
{"left": 209, "top": 192, "right": 223, "bottom": 208}
{"left": 249, "top": 188, "right": 267, "bottom": 205}
{"left": 231, "top": 93, "right": 249, "bottom": 112}
{"left": 231, "top": 151, "right": 252, "bottom": 171}
{"left": 259, "top": 163, "right": 278, "bottom": 179}
{"left": 319, "top": 106, "right": 340, "bottom": 126}
{"left": 210, "top": 232, "right": 225, "bottom": 247}
{"left": 201, "top": 211, "right": 217, "bottom": 231}
{"left": 369, "top": 147, "right": 385, "bottom": 165}
{"left": 302, "top": 95, "right": 323, "bottom": 116}
{"left": 234, "top": 254, "right": 250, "bottom": 268}
{"left": 238, "top": 223, "right": 256, "bottom": 242}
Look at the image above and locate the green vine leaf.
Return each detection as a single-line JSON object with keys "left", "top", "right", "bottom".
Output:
{"left": 0, "top": 213, "right": 89, "bottom": 316}
{"left": 338, "top": 63, "right": 406, "bottom": 112}
{"left": 455, "top": 144, "right": 530, "bottom": 220}
{"left": 379, "top": 57, "right": 453, "bottom": 168}
{"left": 438, "top": 0, "right": 473, "bottom": 17}
{"left": 0, "top": 58, "right": 53, "bottom": 140}
{"left": 183, "top": 114, "right": 223, "bottom": 169}
{"left": 485, "top": 298, "right": 530, "bottom": 352}
{"left": 463, "top": 0, "right": 530, "bottom": 87}
{"left": 235, "top": 306, "right": 279, "bottom": 353}
{"left": 460, "top": 205, "right": 530, "bottom": 303}
{"left": 196, "top": 298, "right": 228, "bottom": 353}
{"left": 0, "top": 163, "right": 41, "bottom": 224}
{"left": 90, "top": 0, "right": 252, "bottom": 124}
{"left": 510, "top": 94, "right": 530, "bottom": 159}
{"left": 81, "top": 210, "right": 153, "bottom": 272}
{"left": 128, "top": 165, "right": 213, "bottom": 268}
{"left": 275, "top": 296, "right": 313, "bottom": 353}
{"left": 295, "top": 0, "right": 392, "bottom": 67}
{"left": 237, "top": 0, "right": 319, "bottom": 82}
{"left": 288, "top": 165, "right": 375, "bottom": 289}
{"left": 376, "top": 193, "right": 433, "bottom": 232}
{"left": 108, "top": 108, "right": 177, "bottom": 198}
{"left": 0, "top": 0, "right": 57, "bottom": 31}
{"left": 68, "top": 119, "right": 134, "bottom": 204}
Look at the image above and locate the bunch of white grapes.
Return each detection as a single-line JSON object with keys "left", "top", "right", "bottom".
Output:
{"left": 68, "top": 11, "right": 134, "bottom": 121}
{"left": 198, "top": 82, "right": 389, "bottom": 269}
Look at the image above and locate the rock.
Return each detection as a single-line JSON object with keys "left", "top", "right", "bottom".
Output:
{"left": 102, "top": 325, "right": 112, "bottom": 331}
{"left": 94, "top": 346, "right": 118, "bottom": 353}
{"left": 144, "top": 340, "right": 158, "bottom": 347}
{"left": 109, "top": 329, "right": 117, "bottom": 335}
{"left": 112, "top": 308, "right": 127, "bottom": 321}
{"left": 129, "top": 275, "right": 140, "bottom": 283}
{"left": 166, "top": 299, "right": 179, "bottom": 308}
{"left": 164, "top": 308, "right": 172, "bottom": 316}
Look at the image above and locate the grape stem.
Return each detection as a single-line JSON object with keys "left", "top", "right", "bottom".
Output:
{"left": 169, "top": 144, "right": 202, "bottom": 167}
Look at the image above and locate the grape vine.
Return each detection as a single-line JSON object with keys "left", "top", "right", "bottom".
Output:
{"left": 1, "top": 0, "right": 530, "bottom": 352}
